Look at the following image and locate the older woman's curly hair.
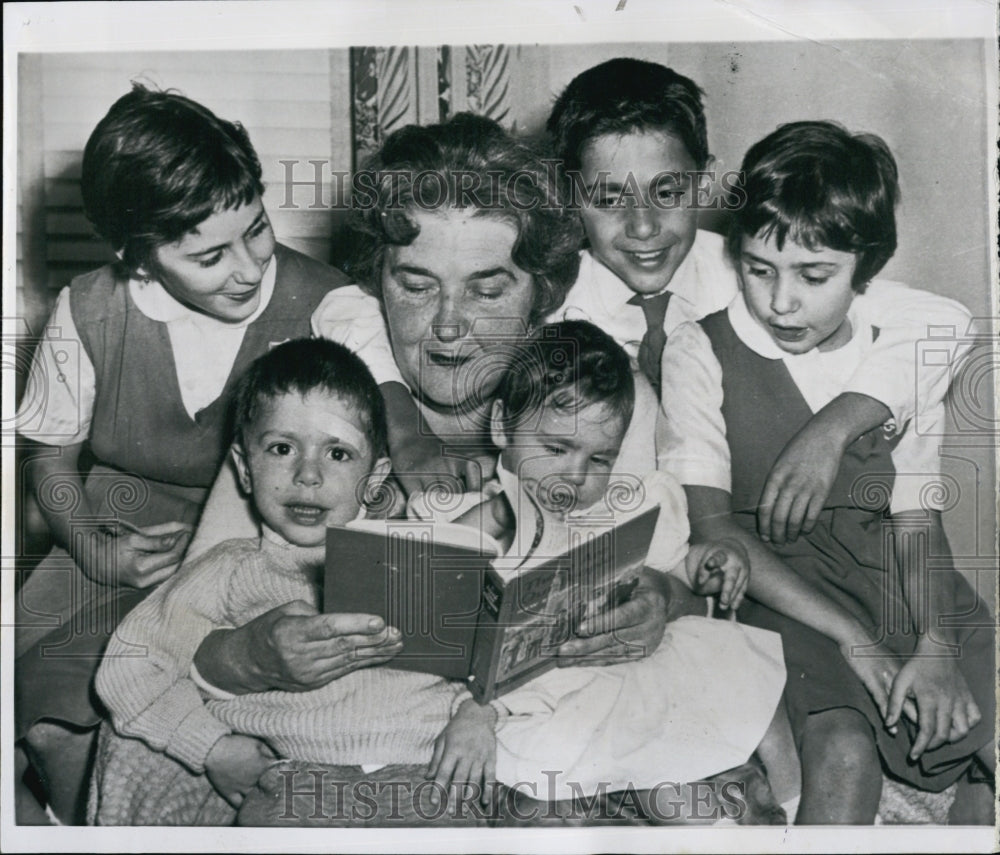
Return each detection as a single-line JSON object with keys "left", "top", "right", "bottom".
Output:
{"left": 348, "top": 113, "right": 583, "bottom": 324}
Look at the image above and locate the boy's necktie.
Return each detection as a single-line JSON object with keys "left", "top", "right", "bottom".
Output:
{"left": 629, "top": 290, "right": 672, "bottom": 394}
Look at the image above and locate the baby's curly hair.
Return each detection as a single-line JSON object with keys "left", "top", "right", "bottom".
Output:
{"left": 495, "top": 320, "right": 634, "bottom": 436}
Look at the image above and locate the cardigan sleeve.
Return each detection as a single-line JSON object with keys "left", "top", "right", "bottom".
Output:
{"left": 94, "top": 542, "right": 250, "bottom": 771}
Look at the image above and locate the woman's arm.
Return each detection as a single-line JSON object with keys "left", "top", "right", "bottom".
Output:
{"left": 23, "top": 439, "right": 188, "bottom": 588}
{"left": 555, "top": 567, "right": 704, "bottom": 665}
{"left": 184, "top": 458, "right": 258, "bottom": 561}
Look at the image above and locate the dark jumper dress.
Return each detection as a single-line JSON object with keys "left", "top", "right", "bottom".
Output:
{"left": 16, "top": 244, "right": 347, "bottom": 736}
{"left": 700, "top": 310, "right": 994, "bottom": 790}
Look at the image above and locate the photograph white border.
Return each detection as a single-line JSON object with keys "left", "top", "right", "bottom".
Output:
{"left": 3, "top": 1, "right": 997, "bottom": 852}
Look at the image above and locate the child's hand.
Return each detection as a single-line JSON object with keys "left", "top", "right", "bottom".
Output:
{"left": 685, "top": 539, "right": 750, "bottom": 610}
{"left": 758, "top": 393, "right": 893, "bottom": 545}
{"left": 839, "top": 638, "right": 918, "bottom": 732}
{"left": 758, "top": 420, "right": 843, "bottom": 545}
{"left": 85, "top": 521, "right": 193, "bottom": 589}
{"left": 886, "top": 647, "right": 982, "bottom": 760}
{"left": 204, "top": 734, "right": 277, "bottom": 808}
{"left": 425, "top": 699, "right": 498, "bottom": 807}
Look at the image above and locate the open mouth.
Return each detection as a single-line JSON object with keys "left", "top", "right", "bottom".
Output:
{"left": 769, "top": 324, "right": 808, "bottom": 343}
{"left": 426, "top": 349, "right": 474, "bottom": 368}
{"left": 285, "top": 504, "right": 328, "bottom": 526}
{"left": 622, "top": 247, "right": 671, "bottom": 268}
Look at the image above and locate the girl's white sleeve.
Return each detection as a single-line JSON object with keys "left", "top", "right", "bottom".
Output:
{"left": 846, "top": 281, "right": 974, "bottom": 428}
{"left": 311, "top": 285, "right": 407, "bottom": 388}
{"left": 16, "top": 287, "right": 96, "bottom": 445}
{"left": 641, "top": 471, "right": 691, "bottom": 581}
{"left": 656, "top": 321, "right": 730, "bottom": 492}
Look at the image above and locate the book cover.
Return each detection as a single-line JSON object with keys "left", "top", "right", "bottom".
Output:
{"left": 468, "top": 505, "right": 658, "bottom": 701}
{"left": 324, "top": 519, "right": 500, "bottom": 678}
{"left": 324, "top": 506, "right": 659, "bottom": 698}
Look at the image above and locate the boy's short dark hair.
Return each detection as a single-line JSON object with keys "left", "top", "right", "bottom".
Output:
{"left": 726, "top": 120, "right": 899, "bottom": 291}
{"left": 232, "top": 338, "right": 388, "bottom": 460}
{"left": 82, "top": 83, "right": 265, "bottom": 276}
{"left": 496, "top": 320, "right": 634, "bottom": 434}
{"left": 547, "top": 58, "right": 710, "bottom": 173}
{"left": 349, "top": 112, "right": 582, "bottom": 326}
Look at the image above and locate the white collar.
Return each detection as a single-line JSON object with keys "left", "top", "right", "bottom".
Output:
{"left": 726, "top": 292, "right": 869, "bottom": 361}
{"left": 127, "top": 254, "right": 277, "bottom": 327}
{"left": 581, "top": 239, "right": 703, "bottom": 315}
{"left": 261, "top": 521, "right": 293, "bottom": 547}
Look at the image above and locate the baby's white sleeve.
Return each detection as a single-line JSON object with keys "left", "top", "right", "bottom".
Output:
{"left": 311, "top": 285, "right": 407, "bottom": 388}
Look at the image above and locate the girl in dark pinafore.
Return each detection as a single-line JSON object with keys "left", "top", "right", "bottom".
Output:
{"left": 15, "top": 85, "right": 348, "bottom": 823}
{"left": 659, "top": 121, "right": 995, "bottom": 824}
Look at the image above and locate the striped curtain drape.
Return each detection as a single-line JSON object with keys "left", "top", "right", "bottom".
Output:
{"left": 350, "top": 45, "right": 515, "bottom": 168}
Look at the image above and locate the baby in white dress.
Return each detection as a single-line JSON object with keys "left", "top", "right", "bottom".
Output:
{"left": 413, "top": 320, "right": 795, "bottom": 815}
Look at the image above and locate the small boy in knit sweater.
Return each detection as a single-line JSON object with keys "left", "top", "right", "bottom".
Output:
{"left": 95, "top": 338, "right": 487, "bottom": 818}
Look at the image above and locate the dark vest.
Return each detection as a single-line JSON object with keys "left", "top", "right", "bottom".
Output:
{"left": 699, "top": 310, "right": 897, "bottom": 517}
{"left": 70, "top": 244, "right": 348, "bottom": 522}
{"left": 700, "top": 309, "right": 905, "bottom": 632}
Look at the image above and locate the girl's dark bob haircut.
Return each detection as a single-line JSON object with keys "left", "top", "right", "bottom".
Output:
{"left": 726, "top": 120, "right": 900, "bottom": 291}
{"left": 81, "top": 83, "right": 265, "bottom": 275}
{"left": 348, "top": 113, "right": 582, "bottom": 325}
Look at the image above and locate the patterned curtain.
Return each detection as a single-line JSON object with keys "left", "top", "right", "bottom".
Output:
{"left": 350, "top": 44, "right": 514, "bottom": 167}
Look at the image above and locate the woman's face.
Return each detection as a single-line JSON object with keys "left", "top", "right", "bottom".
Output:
{"left": 380, "top": 208, "right": 536, "bottom": 412}
{"left": 144, "top": 196, "right": 276, "bottom": 323}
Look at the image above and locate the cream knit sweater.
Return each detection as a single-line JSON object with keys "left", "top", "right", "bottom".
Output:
{"left": 95, "top": 530, "right": 462, "bottom": 772}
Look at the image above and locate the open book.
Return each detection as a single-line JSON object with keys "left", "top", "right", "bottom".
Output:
{"left": 324, "top": 506, "right": 659, "bottom": 702}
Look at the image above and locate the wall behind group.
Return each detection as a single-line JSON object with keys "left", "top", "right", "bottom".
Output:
{"left": 15, "top": 40, "right": 996, "bottom": 602}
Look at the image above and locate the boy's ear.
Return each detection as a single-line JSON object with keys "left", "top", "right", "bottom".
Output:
{"left": 368, "top": 456, "right": 392, "bottom": 490}
{"left": 696, "top": 156, "right": 717, "bottom": 199}
{"left": 361, "top": 456, "right": 392, "bottom": 508}
{"left": 230, "top": 442, "right": 253, "bottom": 495}
{"left": 489, "top": 399, "right": 509, "bottom": 450}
